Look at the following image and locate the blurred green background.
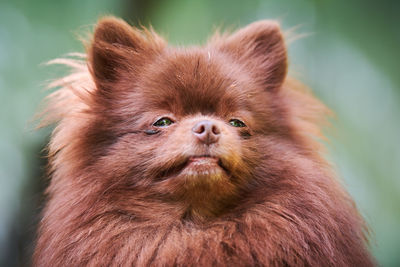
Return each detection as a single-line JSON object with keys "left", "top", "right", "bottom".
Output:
{"left": 0, "top": 0, "right": 399, "bottom": 265}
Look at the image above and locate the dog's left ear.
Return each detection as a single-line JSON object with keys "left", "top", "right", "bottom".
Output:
{"left": 216, "top": 21, "right": 287, "bottom": 91}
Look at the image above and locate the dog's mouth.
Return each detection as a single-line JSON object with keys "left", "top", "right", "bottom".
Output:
{"left": 158, "top": 155, "right": 230, "bottom": 180}
{"left": 188, "top": 155, "right": 219, "bottom": 166}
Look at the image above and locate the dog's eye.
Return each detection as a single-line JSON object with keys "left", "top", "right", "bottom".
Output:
{"left": 153, "top": 117, "right": 174, "bottom": 127}
{"left": 229, "top": 119, "right": 246, "bottom": 127}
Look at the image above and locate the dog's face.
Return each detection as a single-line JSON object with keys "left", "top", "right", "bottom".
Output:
{"left": 83, "top": 18, "right": 288, "bottom": 218}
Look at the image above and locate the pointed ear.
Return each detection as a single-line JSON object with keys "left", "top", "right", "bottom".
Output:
{"left": 216, "top": 21, "right": 287, "bottom": 91}
{"left": 88, "top": 16, "right": 165, "bottom": 89}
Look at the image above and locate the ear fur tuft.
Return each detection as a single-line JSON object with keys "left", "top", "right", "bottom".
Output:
{"left": 88, "top": 16, "right": 165, "bottom": 89}
{"left": 215, "top": 20, "right": 287, "bottom": 91}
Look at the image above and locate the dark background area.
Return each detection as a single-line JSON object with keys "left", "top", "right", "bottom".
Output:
{"left": 0, "top": 0, "right": 399, "bottom": 266}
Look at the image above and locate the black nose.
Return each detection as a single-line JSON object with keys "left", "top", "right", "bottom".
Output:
{"left": 192, "top": 120, "right": 221, "bottom": 145}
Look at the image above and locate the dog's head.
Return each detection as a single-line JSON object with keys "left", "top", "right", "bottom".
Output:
{"left": 54, "top": 17, "right": 298, "bottom": 219}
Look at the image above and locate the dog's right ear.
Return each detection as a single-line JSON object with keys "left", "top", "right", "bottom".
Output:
{"left": 88, "top": 17, "right": 165, "bottom": 90}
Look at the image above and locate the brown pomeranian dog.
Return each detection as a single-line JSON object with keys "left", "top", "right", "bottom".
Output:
{"left": 34, "top": 17, "right": 374, "bottom": 266}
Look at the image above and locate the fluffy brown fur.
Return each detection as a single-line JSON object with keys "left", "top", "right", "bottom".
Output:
{"left": 34, "top": 17, "right": 374, "bottom": 266}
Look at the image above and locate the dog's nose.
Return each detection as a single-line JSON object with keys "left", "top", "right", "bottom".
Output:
{"left": 192, "top": 120, "right": 220, "bottom": 145}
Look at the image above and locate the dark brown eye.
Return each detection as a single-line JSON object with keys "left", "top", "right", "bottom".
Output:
{"left": 153, "top": 117, "right": 174, "bottom": 127}
{"left": 229, "top": 119, "right": 246, "bottom": 127}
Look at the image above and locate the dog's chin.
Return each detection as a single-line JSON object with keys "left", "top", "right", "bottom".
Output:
{"left": 153, "top": 155, "right": 241, "bottom": 218}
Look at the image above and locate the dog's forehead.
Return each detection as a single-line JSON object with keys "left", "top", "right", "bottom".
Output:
{"left": 139, "top": 48, "right": 252, "bottom": 116}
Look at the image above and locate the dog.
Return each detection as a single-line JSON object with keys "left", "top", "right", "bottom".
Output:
{"left": 34, "top": 17, "right": 374, "bottom": 266}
